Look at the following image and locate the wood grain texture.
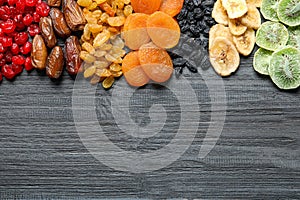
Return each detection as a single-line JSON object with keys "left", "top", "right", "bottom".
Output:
{"left": 0, "top": 51, "right": 299, "bottom": 199}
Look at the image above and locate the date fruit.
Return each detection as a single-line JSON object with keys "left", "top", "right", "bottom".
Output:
{"left": 39, "top": 17, "right": 57, "bottom": 48}
{"left": 31, "top": 35, "right": 48, "bottom": 70}
{"left": 49, "top": 8, "right": 71, "bottom": 38}
{"left": 47, "top": 0, "right": 61, "bottom": 7}
{"left": 65, "top": 36, "right": 82, "bottom": 75}
{"left": 63, "top": 0, "right": 86, "bottom": 31}
{"left": 46, "top": 46, "right": 64, "bottom": 79}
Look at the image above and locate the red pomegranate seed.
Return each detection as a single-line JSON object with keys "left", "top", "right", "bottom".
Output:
{"left": 26, "top": 0, "right": 37, "bottom": 7}
{"left": 23, "top": 14, "right": 33, "bottom": 26}
{"left": 36, "top": 2, "right": 50, "bottom": 17}
{"left": 14, "top": 32, "right": 28, "bottom": 45}
{"left": 12, "top": 55, "right": 25, "bottom": 65}
{"left": 12, "top": 63, "right": 23, "bottom": 74}
{"left": 20, "top": 41, "right": 32, "bottom": 54}
{"left": 24, "top": 56, "right": 33, "bottom": 71}
{"left": 11, "top": 43, "right": 19, "bottom": 54}
{"left": 1, "top": 19, "right": 16, "bottom": 34}
{"left": 2, "top": 36, "right": 13, "bottom": 47}
{"left": 2, "top": 64, "right": 15, "bottom": 79}
{"left": 33, "top": 12, "right": 41, "bottom": 22}
{"left": 5, "top": 51, "right": 13, "bottom": 62}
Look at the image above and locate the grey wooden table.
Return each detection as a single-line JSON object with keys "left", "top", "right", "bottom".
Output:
{"left": 0, "top": 49, "right": 299, "bottom": 199}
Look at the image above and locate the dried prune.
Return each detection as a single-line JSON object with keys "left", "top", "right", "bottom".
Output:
{"left": 46, "top": 46, "right": 64, "bottom": 79}
{"left": 39, "top": 17, "right": 57, "bottom": 48}
{"left": 63, "top": 0, "right": 86, "bottom": 31}
{"left": 31, "top": 35, "right": 48, "bottom": 70}
{"left": 64, "top": 36, "right": 82, "bottom": 75}
{"left": 49, "top": 8, "right": 71, "bottom": 38}
{"left": 47, "top": 0, "right": 61, "bottom": 7}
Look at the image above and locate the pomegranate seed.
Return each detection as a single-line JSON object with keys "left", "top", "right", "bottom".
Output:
{"left": 0, "top": 43, "right": 4, "bottom": 53}
{"left": 36, "top": 2, "right": 50, "bottom": 17}
{"left": 12, "top": 63, "right": 23, "bottom": 74}
{"left": 20, "top": 41, "right": 32, "bottom": 54}
{"left": 33, "top": 12, "right": 40, "bottom": 22}
{"left": 24, "top": 56, "right": 33, "bottom": 71}
{"left": 2, "top": 37, "right": 13, "bottom": 47}
{"left": 12, "top": 55, "right": 25, "bottom": 65}
{"left": 11, "top": 43, "right": 19, "bottom": 54}
{"left": 27, "top": 24, "right": 39, "bottom": 36}
{"left": 23, "top": 14, "right": 33, "bottom": 26}
{"left": 0, "top": 72, "right": 2, "bottom": 82}
{"left": 5, "top": 51, "right": 13, "bottom": 62}
{"left": 1, "top": 19, "right": 16, "bottom": 33}
{"left": 2, "top": 64, "right": 15, "bottom": 79}
{"left": 0, "top": 58, "right": 5, "bottom": 66}
{"left": 26, "top": 0, "right": 37, "bottom": 7}
{"left": 14, "top": 32, "right": 28, "bottom": 45}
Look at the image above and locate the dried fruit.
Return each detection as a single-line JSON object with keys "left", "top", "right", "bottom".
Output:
{"left": 240, "top": 4, "right": 261, "bottom": 30}
{"left": 139, "top": 42, "right": 173, "bottom": 83}
{"left": 46, "top": 46, "right": 64, "bottom": 79}
{"left": 159, "top": 0, "right": 184, "bottom": 17}
{"left": 287, "top": 26, "right": 300, "bottom": 50}
{"left": 49, "top": 8, "right": 71, "bottom": 38}
{"left": 131, "top": 0, "right": 162, "bottom": 14}
{"left": 65, "top": 36, "right": 82, "bottom": 75}
{"left": 47, "top": 0, "right": 61, "bottom": 7}
{"left": 221, "top": 0, "right": 248, "bottom": 19}
{"left": 212, "top": 0, "right": 229, "bottom": 25}
{"left": 228, "top": 18, "right": 247, "bottom": 36}
{"left": 277, "top": 0, "right": 300, "bottom": 27}
{"left": 147, "top": 11, "right": 180, "bottom": 49}
{"left": 253, "top": 48, "right": 272, "bottom": 75}
{"left": 39, "top": 17, "right": 57, "bottom": 48}
{"left": 261, "top": 0, "right": 279, "bottom": 22}
{"left": 209, "top": 24, "right": 233, "bottom": 49}
{"left": 63, "top": 0, "right": 86, "bottom": 31}
{"left": 246, "top": 0, "right": 262, "bottom": 7}
{"left": 31, "top": 34, "right": 47, "bottom": 70}
{"left": 233, "top": 28, "right": 255, "bottom": 56}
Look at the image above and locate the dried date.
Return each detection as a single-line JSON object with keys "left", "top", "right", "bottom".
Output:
{"left": 47, "top": 0, "right": 61, "bottom": 7}
{"left": 49, "top": 8, "right": 71, "bottom": 38}
{"left": 46, "top": 46, "right": 64, "bottom": 79}
{"left": 31, "top": 35, "right": 48, "bottom": 70}
{"left": 65, "top": 36, "right": 82, "bottom": 75}
{"left": 63, "top": 0, "right": 86, "bottom": 31}
{"left": 39, "top": 17, "right": 57, "bottom": 48}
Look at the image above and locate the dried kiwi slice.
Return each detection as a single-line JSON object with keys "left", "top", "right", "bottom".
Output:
{"left": 253, "top": 48, "right": 273, "bottom": 75}
{"left": 256, "top": 21, "right": 289, "bottom": 51}
{"left": 261, "top": 0, "right": 280, "bottom": 22}
{"left": 269, "top": 47, "right": 300, "bottom": 89}
{"left": 287, "top": 26, "right": 300, "bottom": 50}
{"left": 277, "top": 0, "right": 300, "bottom": 26}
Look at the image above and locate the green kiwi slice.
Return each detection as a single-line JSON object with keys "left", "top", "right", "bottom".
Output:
{"left": 287, "top": 26, "right": 300, "bottom": 50}
{"left": 253, "top": 48, "right": 273, "bottom": 75}
{"left": 261, "top": 0, "right": 280, "bottom": 22}
{"left": 269, "top": 47, "right": 300, "bottom": 89}
{"left": 256, "top": 21, "right": 289, "bottom": 51}
{"left": 278, "top": 0, "right": 300, "bottom": 26}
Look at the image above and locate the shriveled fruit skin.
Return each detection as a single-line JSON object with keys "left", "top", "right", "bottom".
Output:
{"left": 277, "top": 0, "right": 300, "bottom": 26}
{"left": 131, "top": 0, "right": 162, "bottom": 14}
{"left": 63, "top": 0, "right": 86, "bottom": 31}
{"left": 31, "top": 35, "right": 48, "bottom": 70}
{"left": 209, "top": 24, "right": 233, "bottom": 49}
{"left": 139, "top": 42, "right": 173, "bottom": 83}
{"left": 287, "top": 26, "right": 300, "bottom": 50}
{"left": 122, "top": 51, "right": 149, "bottom": 87}
{"left": 253, "top": 48, "right": 273, "bottom": 75}
{"left": 123, "top": 13, "right": 150, "bottom": 50}
{"left": 269, "top": 47, "right": 300, "bottom": 90}
{"left": 256, "top": 21, "right": 289, "bottom": 51}
{"left": 46, "top": 46, "right": 64, "bottom": 79}
{"left": 159, "top": 0, "right": 184, "bottom": 17}
{"left": 228, "top": 18, "right": 248, "bottom": 36}
{"left": 233, "top": 28, "right": 255, "bottom": 56}
{"left": 209, "top": 37, "right": 240, "bottom": 76}
{"left": 261, "top": 0, "right": 280, "bottom": 22}
{"left": 212, "top": 0, "right": 229, "bottom": 25}
{"left": 147, "top": 11, "right": 180, "bottom": 49}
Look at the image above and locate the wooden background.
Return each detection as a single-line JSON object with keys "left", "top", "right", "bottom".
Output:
{"left": 0, "top": 48, "right": 299, "bottom": 199}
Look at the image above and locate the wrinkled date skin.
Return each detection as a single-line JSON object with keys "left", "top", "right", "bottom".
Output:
{"left": 63, "top": 0, "right": 86, "bottom": 31}
{"left": 39, "top": 17, "right": 57, "bottom": 48}
{"left": 46, "top": 46, "right": 64, "bottom": 79}
{"left": 65, "top": 36, "right": 82, "bottom": 75}
{"left": 47, "top": 0, "right": 61, "bottom": 7}
{"left": 31, "top": 35, "right": 48, "bottom": 70}
{"left": 49, "top": 8, "right": 71, "bottom": 38}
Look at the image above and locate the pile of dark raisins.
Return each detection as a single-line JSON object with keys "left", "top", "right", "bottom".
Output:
{"left": 172, "top": 0, "right": 216, "bottom": 75}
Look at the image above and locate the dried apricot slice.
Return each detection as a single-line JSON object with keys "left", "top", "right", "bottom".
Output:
{"left": 139, "top": 42, "right": 173, "bottom": 83}
{"left": 147, "top": 11, "right": 180, "bottom": 49}
{"left": 131, "top": 0, "right": 162, "bottom": 14}
{"left": 122, "top": 51, "right": 150, "bottom": 87}
{"left": 159, "top": 0, "right": 184, "bottom": 17}
{"left": 123, "top": 13, "right": 151, "bottom": 50}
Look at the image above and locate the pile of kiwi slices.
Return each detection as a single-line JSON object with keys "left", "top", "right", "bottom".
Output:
{"left": 254, "top": 0, "right": 300, "bottom": 90}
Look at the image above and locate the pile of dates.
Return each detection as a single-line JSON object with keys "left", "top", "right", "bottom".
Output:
{"left": 31, "top": 0, "right": 86, "bottom": 79}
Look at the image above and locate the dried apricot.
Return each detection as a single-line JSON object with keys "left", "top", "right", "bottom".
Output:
{"left": 123, "top": 13, "right": 151, "bottom": 50}
{"left": 122, "top": 51, "right": 150, "bottom": 87}
{"left": 147, "top": 11, "right": 180, "bottom": 49}
{"left": 131, "top": 0, "right": 162, "bottom": 14}
{"left": 159, "top": 0, "right": 184, "bottom": 17}
{"left": 138, "top": 42, "right": 173, "bottom": 83}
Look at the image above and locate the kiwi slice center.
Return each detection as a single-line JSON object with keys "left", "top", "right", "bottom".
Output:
{"left": 282, "top": 55, "right": 293, "bottom": 79}
{"left": 267, "top": 31, "right": 280, "bottom": 43}
{"left": 288, "top": 1, "right": 300, "bottom": 17}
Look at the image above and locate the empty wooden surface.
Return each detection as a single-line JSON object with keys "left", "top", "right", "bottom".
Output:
{"left": 0, "top": 51, "right": 299, "bottom": 199}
